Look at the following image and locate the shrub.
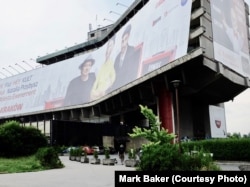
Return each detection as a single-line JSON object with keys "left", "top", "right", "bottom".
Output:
{"left": 128, "top": 148, "right": 136, "bottom": 160}
{"left": 75, "top": 147, "right": 82, "bottom": 156}
{"left": 129, "top": 105, "right": 217, "bottom": 171}
{"left": 83, "top": 148, "right": 88, "bottom": 158}
{"left": 181, "top": 138, "right": 250, "bottom": 161}
{"left": 139, "top": 143, "right": 180, "bottom": 171}
{"left": 69, "top": 148, "right": 74, "bottom": 156}
{"left": 35, "top": 147, "right": 64, "bottom": 169}
{"left": 104, "top": 146, "right": 110, "bottom": 159}
{"left": 93, "top": 150, "right": 98, "bottom": 159}
{"left": 0, "top": 120, "right": 48, "bottom": 157}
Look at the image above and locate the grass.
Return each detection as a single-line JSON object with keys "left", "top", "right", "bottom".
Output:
{"left": 0, "top": 154, "right": 221, "bottom": 174}
{"left": 0, "top": 155, "right": 46, "bottom": 174}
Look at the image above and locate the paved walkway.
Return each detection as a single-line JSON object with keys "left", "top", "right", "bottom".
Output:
{"left": 0, "top": 155, "right": 249, "bottom": 187}
{"left": 215, "top": 160, "right": 250, "bottom": 171}
{"left": 0, "top": 155, "right": 135, "bottom": 187}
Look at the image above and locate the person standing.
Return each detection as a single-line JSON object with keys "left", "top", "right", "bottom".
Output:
{"left": 111, "top": 24, "right": 140, "bottom": 91}
{"left": 63, "top": 55, "right": 96, "bottom": 106}
{"left": 90, "top": 35, "right": 116, "bottom": 101}
{"left": 118, "top": 144, "right": 125, "bottom": 165}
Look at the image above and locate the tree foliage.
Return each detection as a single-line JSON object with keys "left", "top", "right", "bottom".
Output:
{"left": 129, "top": 104, "right": 175, "bottom": 145}
{"left": 129, "top": 105, "right": 218, "bottom": 171}
{"left": 0, "top": 120, "right": 48, "bottom": 157}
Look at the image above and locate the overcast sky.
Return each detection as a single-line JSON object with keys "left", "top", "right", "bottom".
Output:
{"left": 0, "top": 0, "right": 250, "bottom": 135}
{"left": 224, "top": 0, "right": 250, "bottom": 136}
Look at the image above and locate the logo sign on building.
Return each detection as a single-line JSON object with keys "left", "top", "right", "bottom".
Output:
{"left": 209, "top": 105, "right": 227, "bottom": 138}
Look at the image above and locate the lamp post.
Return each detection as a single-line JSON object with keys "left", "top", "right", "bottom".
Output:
{"left": 116, "top": 2, "right": 128, "bottom": 8}
{"left": 22, "top": 60, "right": 34, "bottom": 69}
{"left": 171, "top": 80, "right": 181, "bottom": 152}
{"left": 103, "top": 18, "right": 114, "bottom": 23}
{"left": 109, "top": 10, "right": 121, "bottom": 16}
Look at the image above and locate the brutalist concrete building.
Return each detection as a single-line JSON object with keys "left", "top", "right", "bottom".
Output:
{"left": 0, "top": 0, "right": 249, "bottom": 149}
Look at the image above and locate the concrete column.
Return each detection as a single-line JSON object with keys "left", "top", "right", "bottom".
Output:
{"left": 158, "top": 86, "right": 174, "bottom": 134}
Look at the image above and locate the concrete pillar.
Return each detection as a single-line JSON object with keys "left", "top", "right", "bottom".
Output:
{"left": 158, "top": 87, "right": 174, "bottom": 134}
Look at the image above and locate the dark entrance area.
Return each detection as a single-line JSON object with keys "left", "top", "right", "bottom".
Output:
{"left": 51, "top": 120, "right": 103, "bottom": 146}
{"left": 51, "top": 120, "right": 133, "bottom": 148}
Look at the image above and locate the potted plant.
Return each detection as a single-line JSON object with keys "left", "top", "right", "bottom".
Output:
{"left": 102, "top": 146, "right": 115, "bottom": 165}
{"left": 69, "top": 148, "right": 76, "bottom": 161}
{"left": 125, "top": 148, "right": 139, "bottom": 167}
{"left": 75, "top": 147, "right": 82, "bottom": 162}
{"left": 81, "top": 148, "right": 89, "bottom": 163}
{"left": 90, "top": 150, "right": 101, "bottom": 164}
{"left": 58, "top": 145, "right": 67, "bottom": 156}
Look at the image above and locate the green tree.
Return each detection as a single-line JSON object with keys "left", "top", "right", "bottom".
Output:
{"left": 129, "top": 105, "right": 175, "bottom": 144}
{"left": 129, "top": 105, "right": 218, "bottom": 171}
{"left": 0, "top": 120, "right": 48, "bottom": 157}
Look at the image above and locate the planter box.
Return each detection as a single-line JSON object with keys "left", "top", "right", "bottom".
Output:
{"left": 90, "top": 158, "right": 101, "bottom": 164}
{"left": 102, "top": 158, "right": 115, "bottom": 165}
{"left": 69, "top": 156, "right": 76, "bottom": 161}
{"left": 75, "top": 156, "right": 81, "bottom": 162}
{"left": 81, "top": 157, "right": 89, "bottom": 163}
{"left": 125, "top": 159, "right": 139, "bottom": 167}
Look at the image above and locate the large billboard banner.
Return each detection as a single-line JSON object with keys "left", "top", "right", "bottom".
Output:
{"left": 0, "top": 0, "right": 192, "bottom": 118}
{"left": 211, "top": 0, "right": 250, "bottom": 78}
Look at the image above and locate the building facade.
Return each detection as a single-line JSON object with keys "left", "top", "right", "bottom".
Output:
{"left": 0, "top": 0, "right": 249, "bottom": 149}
